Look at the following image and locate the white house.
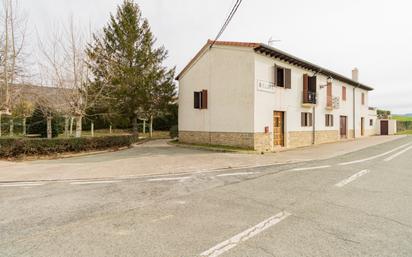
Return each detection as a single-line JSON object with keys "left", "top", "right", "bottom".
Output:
{"left": 176, "top": 40, "right": 376, "bottom": 151}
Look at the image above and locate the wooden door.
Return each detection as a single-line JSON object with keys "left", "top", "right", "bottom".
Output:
{"left": 381, "top": 120, "right": 389, "bottom": 135}
{"left": 361, "top": 118, "right": 365, "bottom": 136}
{"left": 340, "top": 116, "right": 347, "bottom": 138}
{"left": 273, "top": 111, "right": 284, "bottom": 147}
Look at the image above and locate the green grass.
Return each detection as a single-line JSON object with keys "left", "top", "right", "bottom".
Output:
{"left": 397, "top": 130, "right": 412, "bottom": 135}
{"left": 392, "top": 115, "right": 412, "bottom": 122}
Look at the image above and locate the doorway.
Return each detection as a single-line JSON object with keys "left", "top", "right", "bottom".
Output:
{"left": 361, "top": 117, "right": 365, "bottom": 136}
{"left": 340, "top": 116, "right": 347, "bottom": 139}
{"left": 273, "top": 111, "right": 285, "bottom": 147}
{"left": 381, "top": 120, "right": 389, "bottom": 135}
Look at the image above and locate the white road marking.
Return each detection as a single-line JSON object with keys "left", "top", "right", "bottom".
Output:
{"left": 335, "top": 170, "right": 370, "bottom": 188}
{"left": 0, "top": 182, "right": 45, "bottom": 187}
{"left": 199, "top": 211, "right": 291, "bottom": 257}
{"left": 291, "top": 165, "right": 331, "bottom": 171}
{"left": 146, "top": 176, "right": 190, "bottom": 182}
{"left": 384, "top": 145, "right": 412, "bottom": 162}
{"left": 338, "top": 143, "right": 412, "bottom": 166}
{"left": 216, "top": 172, "right": 257, "bottom": 177}
{"left": 70, "top": 180, "right": 121, "bottom": 185}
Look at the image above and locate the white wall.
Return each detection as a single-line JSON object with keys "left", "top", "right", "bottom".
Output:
{"left": 253, "top": 53, "right": 371, "bottom": 146}
{"left": 178, "top": 45, "right": 256, "bottom": 133}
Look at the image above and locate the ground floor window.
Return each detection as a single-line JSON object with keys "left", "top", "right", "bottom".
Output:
{"left": 301, "top": 112, "right": 313, "bottom": 127}
{"left": 370, "top": 119, "right": 374, "bottom": 126}
{"left": 325, "top": 114, "right": 334, "bottom": 127}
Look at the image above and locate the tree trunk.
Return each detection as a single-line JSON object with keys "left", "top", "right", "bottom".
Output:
{"left": 91, "top": 122, "right": 94, "bottom": 137}
{"left": 149, "top": 116, "right": 153, "bottom": 138}
{"left": 22, "top": 117, "right": 27, "bottom": 136}
{"left": 69, "top": 117, "right": 74, "bottom": 137}
{"left": 75, "top": 116, "right": 82, "bottom": 138}
{"left": 0, "top": 113, "right": 2, "bottom": 137}
{"left": 143, "top": 120, "right": 146, "bottom": 135}
{"left": 47, "top": 116, "right": 52, "bottom": 139}
{"left": 9, "top": 119, "right": 14, "bottom": 137}
{"left": 132, "top": 116, "right": 139, "bottom": 136}
{"left": 64, "top": 116, "right": 69, "bottom": 138}
{"left": 109, "top": 125, "right": 112, "bottom": 134}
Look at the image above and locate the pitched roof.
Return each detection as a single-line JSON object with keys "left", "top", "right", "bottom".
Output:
{"left": 176, "top": 40, "right": 373, "bottom": 91}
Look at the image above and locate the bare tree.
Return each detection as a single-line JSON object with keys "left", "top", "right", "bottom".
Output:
{"left": 39, "top": 17, "right": 103, "bottom": 138}
{"left": 0, "top": 0, "right": 28, "bottom": 136}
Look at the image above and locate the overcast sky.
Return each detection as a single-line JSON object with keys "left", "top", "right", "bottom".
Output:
{"left": 23, "top": 0, "right": 412, "bottom": 114}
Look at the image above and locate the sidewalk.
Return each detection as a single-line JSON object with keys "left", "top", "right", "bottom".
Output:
{"left": 0, "top": 135, "right": 405, "bottom": 182}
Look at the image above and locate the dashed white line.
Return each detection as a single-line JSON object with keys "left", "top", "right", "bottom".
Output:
{"left": 199, "top": 211, "right": 291, "bottom": 257}
{"left": 146, "top": 177, "right": 190, "bottom": 182}
{"left": 335, "top": 170, "right": 370, "bottom": 188}
{"left": 291, "top": 165, "right": 331, "bottom": 171}
{"left": 384, "top": 145, "right": 412, "bottom": 162}
{"left": 216, "top": 172, "right": 257, "bottom": 177}
{"left": 338, "top": 143, "right": 412, "bottom": 166}
{"left": 70, "top": 180, "right": 121, "bottom": 185}
{"left": 0, "top": 182, "right": 45, "bottom": 187}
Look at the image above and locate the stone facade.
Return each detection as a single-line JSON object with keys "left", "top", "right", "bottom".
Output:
{"left": 179, "top": 131, "right": 254, "bottom": 149}
{"left": 288, "top": 130, "right": 340, "bottom": 149}
{"left": 254, "top": 133, "right": 271, "bottom": 152}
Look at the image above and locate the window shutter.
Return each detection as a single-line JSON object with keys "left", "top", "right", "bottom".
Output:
{"left": 285, "top": 69, "right": 291, "bottom": 89}
{"left": 201, "top": 90, "right": 208, "bottom": 109}
{"left": 309, "top": 113, "right": 313, "bottom": 127}
{"left": 331, "top": 115, "right": 334, "bottom": 127}
{"left": 325, "top": 115, "right": 328, "bottom": 127}
{"left": 301, "top": 113, "right": 305, "bottom": 127}
{"left": 274, "top": 64, "right": 278, "bottom": 86}
{"left": 194, "top": 92, "right": 201, "bottom": 109}
{"left": 342, "top": 86, "right": 346, "bottom": 101}
{"left": 303, "top": 74, "right": 309, "bottom": 102}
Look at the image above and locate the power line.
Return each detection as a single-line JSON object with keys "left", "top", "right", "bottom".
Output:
{"left": 210, "top": 0, "right": 243, "bottom": 49}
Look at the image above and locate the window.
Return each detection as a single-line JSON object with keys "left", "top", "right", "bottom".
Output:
{"left": 301, "top": 112, "right": 313, "bottom": 127}
{"left": 275, "top": 66, "right": 291, "bottom": 89}
{"left": 325, "top": 114, "right": 334, "bottom": 127}
{"left": 276, "top": 67, "right": 285, "bottom": 87}
{"left": 361, "top": 93, "right": 365, "bottom": 105}
{"left": 194, "top": 90, "right": 208, "bottom": 109}
{"left": 342, "top": 86, "right": 347, "bottom": 101}
{"left": 370, "top": 119, "right": 373, "bottom": 126}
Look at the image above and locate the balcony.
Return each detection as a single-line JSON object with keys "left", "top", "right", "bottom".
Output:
{"left": 302, "top": 91, "right": 317, "bottom": 107}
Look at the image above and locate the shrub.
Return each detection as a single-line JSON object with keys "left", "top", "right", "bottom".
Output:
{"left": 170, "top": 125, "right": 178, "bottom": 139}
{"left": 27, "top": 106, "right": 60, "bottom": 138}
{"left": 0, "top": 135, "right": 139, "bottom": 158}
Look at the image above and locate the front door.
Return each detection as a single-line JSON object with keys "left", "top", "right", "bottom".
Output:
{"left": 361, "top": 117, "right": 365, "bottom": 136}
{"left": 381, "top": 120, "right": 389, "bottom": 135}
{"left": 273, "top": 111, "right": 285, "bottom": 147}
{"left": 340, "top": 116, "right": 347, "bottom": 139}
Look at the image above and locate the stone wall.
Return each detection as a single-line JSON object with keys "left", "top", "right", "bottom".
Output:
{"left": 315, "top": 130, "right": 340, "bottom": 145}
{"left": 288, "top": 131, "right": 313, "bottom": 148}
{"left": 179, "top": 131, "right": 254, "bottom": 149}
{"left": 254, "top": 133, "right": 271, "bottom": 152}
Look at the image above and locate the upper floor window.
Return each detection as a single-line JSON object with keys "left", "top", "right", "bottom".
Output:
{"left": 361, "top": 93, "right": 365, "bottom": 105}
{"left": 274, "top": 65, "right": 291, "bottom": 89}
{"left": 194, "top": 90, "right": 208, "bottom": 109}
{"left": 342, "top": 86, "right": 347, "bottom": 101}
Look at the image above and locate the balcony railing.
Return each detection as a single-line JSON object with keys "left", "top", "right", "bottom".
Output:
{"left": 303, "top": 91, "right": 317, "bottom": 105}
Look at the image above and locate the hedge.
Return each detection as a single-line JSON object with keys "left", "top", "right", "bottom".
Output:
{"left": 0, "top": 135, "right": 140, "bottom": 158}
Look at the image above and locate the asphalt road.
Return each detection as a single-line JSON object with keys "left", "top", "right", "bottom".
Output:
{"left": 1, "top": 136, "right": 412, "bottom": 257}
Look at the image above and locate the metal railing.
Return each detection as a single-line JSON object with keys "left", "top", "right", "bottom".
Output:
{"left": 303, "top": 91, "right": 317, "bottom": 104}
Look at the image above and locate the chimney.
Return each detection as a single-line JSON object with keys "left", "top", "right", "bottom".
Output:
{"left": 352, "top": 68, "right": 359, "bottom": 82}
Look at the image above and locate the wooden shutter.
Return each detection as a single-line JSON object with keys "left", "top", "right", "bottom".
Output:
{"left": 342, "top": 86, "right": 346, "bottom": 101}
{"left": 274, "top": 64, "right": 278, "bottom": 86}
{"left": 194, "top": 92, "right": 201, "bottom": 109}
{"left": 309, "top": 113, "right": 313, "bottom": 126}
{"left": 301, "top": 113, "right": 305, "bottom": 127}
{"left": 285, "top": 69, "right": 291, "bottom": 89}
{"left": 327, "top": 82, "right": 332, "bottom": 108}
{"left": 303, "top": 74, "right": 309, "bottom": 102}
{"left": 325, "top": 114, "right": 329, "bottom": 127}
{"left": 331, "top": 115, "right": 334, "bottom": 127}
{"left": 201, "top": 90, "right": 208, "bottom": 109}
